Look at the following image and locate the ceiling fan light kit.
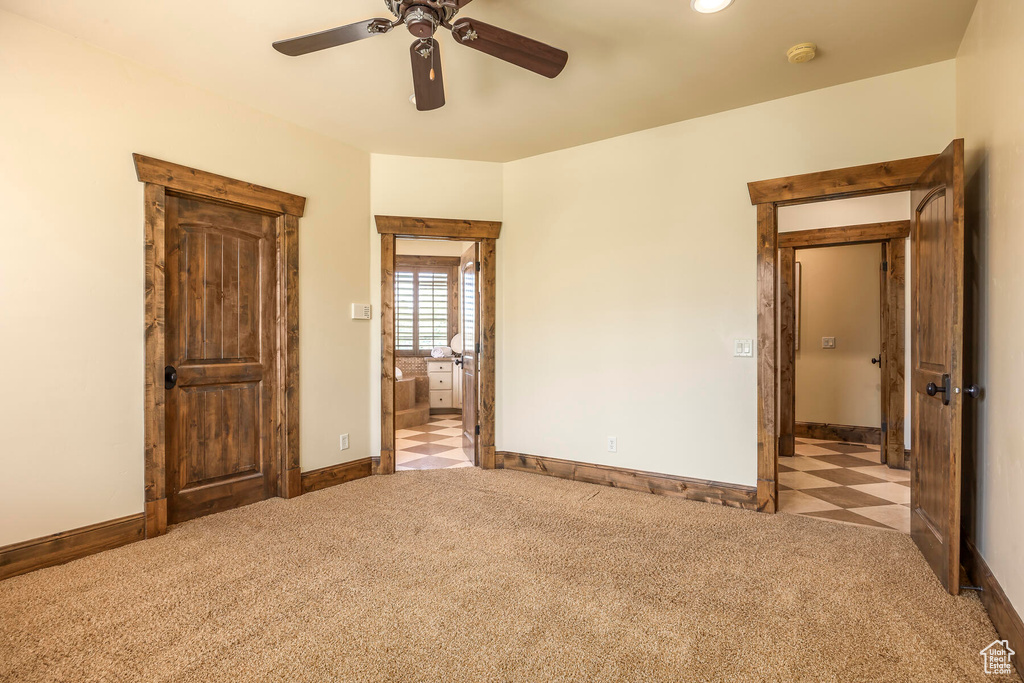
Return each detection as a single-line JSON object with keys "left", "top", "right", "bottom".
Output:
{"left": 273, "top": 0, "right": 569, "bottom": 112}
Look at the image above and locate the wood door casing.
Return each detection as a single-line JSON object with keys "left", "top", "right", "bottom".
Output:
{"left": 165, "top": 195, "right": 278, "bottom": 524}
{"left": 910, "top": 139, "right": 965, "bottom": 595}
{"left": 461, "top": 244, "right": 478, "bottom": 454}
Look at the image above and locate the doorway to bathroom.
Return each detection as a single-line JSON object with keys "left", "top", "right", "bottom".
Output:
{"left": 376, "top": 216, "right": 500, "bottom": 476}
{"left": 393, "top": 244, "right": 476, "bottom": 471}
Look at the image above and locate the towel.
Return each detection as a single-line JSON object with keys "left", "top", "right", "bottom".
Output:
{"left": 431, "top": 346, "right": 453, "bottom": 358}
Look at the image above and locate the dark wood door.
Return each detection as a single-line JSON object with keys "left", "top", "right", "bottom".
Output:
{"left": 165, "top": 196, "right": 279, "bottom": 524}
{"left": 910, "top": 139, "right": 965, "bottom": 594}
{"left": 461, "top": 244, "right": 478, "bottom": 455}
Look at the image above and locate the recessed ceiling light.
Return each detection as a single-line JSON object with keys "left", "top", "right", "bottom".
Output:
{"left": 691, "top": 0, "right": 734, "bottom": 13}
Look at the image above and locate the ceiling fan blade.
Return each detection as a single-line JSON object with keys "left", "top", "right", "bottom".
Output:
{"left": 451, "top": 19, "right": 567, "bottom": 78}
{"left": 410, "top": 39, "right": 446, "bottom": 111}
{"left": 273, "top": 19, "right": 392, "bottom": 56}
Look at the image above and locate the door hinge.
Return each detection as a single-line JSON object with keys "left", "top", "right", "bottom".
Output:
{"left": 882, "top": 260, "right": 889, "bottom": 272}
{"left": 476, "top": 342, "right": 480, "bottom": 354}
{"left": 476, "top": 261, "right": 481, "bottom": 272}
{"left": 881, "top": 421, "right": 888, "bottom": 433}
{"left": 475, "top": 424, "right": 480, "bottom": 435}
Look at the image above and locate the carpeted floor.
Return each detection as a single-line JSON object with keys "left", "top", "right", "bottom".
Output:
{"left": 0, "top": 468, "right": 1014, "bottom": 682}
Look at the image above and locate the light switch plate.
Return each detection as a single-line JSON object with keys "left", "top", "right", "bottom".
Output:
{"left": 734, "top": 339, "right": 754, "bottom": 357}
{"left": 822, "top": 337, "right": 836, "bottom": 349}
{"left": 351, "top": 304, "right": 372, "bottom": 320}
{"left": 607, "top": 436, "right": 617, "bottom": 453}
{"left": 340, "top": 434, "right": 350, "bottom": 450}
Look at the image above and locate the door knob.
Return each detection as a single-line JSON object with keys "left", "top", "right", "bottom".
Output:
{"left": 964, "top": 384, "right": 982, "bottom": 398}
{"left": 165, "top": 365, "right": 178, "bottom": 390}
{"left": 926, "top": 374, "right": 951, "bottom": 405}
{"left": 871, "top": 357, "right": 881, "bottom": 365}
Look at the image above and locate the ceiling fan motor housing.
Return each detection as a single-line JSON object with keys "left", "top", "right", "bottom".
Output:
{"left": 404, "top": 6, "right": 440, "bottom": 38}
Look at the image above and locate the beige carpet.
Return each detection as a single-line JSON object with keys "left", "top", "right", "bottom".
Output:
{"left": 0, "top": 468, "right": 1014, "bottom": 682}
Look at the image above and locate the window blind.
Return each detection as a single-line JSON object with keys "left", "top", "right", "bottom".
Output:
{"left": 395, "top": 267, "right": 450, "bottom": 353}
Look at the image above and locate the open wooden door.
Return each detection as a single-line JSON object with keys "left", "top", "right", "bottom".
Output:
{"left": 910, "top": 139, "right": 965, "bottom": 594}
{"left": 461, "top": 244, "right": 479, "bottom": 460}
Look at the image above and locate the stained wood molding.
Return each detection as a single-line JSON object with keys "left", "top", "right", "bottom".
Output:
{"left": 778, "top": 221, "right": 911, "bottom": 249}
{"left": 0, "top": 514, "right": 145, "bottom": 581}
{"left": 963, "top": 535, "right": 1024, "bottom": 678}
{"left": 747, "top": 155, "right": 937, "bottom": 206}
{"left": 778, "top": 248, "right": 796, "bottom": 458}
{"left": 301, "top": 459, "right": 374, "bottom": 494}
{"left": 478, "top": 239, "right": 498, "bottom": 470}
{"left": 380, "top": 234, "right": 397, "bottom": 475}
{"left": 133, "top": 154, "right": 306, "bottom": 216}
{"left": 501, "top": 452, "right": 757, "bottom": 510}
{"left": 794, "top": 422, "right": 882, "bottom": 446}
{"left": 375, "top": 215, "right": 502, "bottom": 239}
{"left": 756, "top": 203, "right": 779, "bottom": 513}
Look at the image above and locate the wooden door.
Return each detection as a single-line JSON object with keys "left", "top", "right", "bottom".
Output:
{"left": 165, "top": 195, "right": 279, "bottom": 524}
{"left": 461, "top": 244, "right": 478, "bottom": 455}
{"left": 910, "top": 139, "right": 965, "bottom": 594}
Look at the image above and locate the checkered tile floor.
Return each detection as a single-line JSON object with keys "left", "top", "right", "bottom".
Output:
{"left": 779, "top": 438, "right": 911, "bottom": 533}
{"left": 396, "top": 415, "right": 474, "bottom": 471}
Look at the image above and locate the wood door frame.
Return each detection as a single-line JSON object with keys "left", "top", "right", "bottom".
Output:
{"left": 134, "top": 154, "right": 306, "bottom": 538}
{"left": 376, "top": 216, "right": 501, "bottom": 475}
{"left": 777, "top": 221, "right": 909, "bottom": 469}
{"left": 747, "top": 154, "right": 936, "bottom": 513}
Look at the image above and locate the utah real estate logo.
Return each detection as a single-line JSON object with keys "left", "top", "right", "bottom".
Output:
{"left": 980, "top": 640, "right": 1015, "bottom": 675}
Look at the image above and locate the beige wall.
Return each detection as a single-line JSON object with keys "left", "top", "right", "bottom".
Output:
{"left": 956, "top": 0, "right": 1024, "bottom": 621}
{"left": 368, "top": 155, "right": 503, "bottom": 457}
{"left": 396, "top": 239, "right": 474, "bottom": 257}
{"left": 0, "top": 11, "right": 371, "bottom": 546}
{"left": 794, "top": 244, "right": 882, "bottom": 428}
{"left": 500, "top": 61, "right": 956, "bottom": 486}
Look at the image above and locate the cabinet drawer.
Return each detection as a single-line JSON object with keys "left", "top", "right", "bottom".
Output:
{"left": 430, "top": 390, "right": 452, "bottom": 408}
{"left": 429, "top": 373, "right": 452, "bottom": 390}
{"left": 427, "top": 361, "right": 453, "bottom": 374}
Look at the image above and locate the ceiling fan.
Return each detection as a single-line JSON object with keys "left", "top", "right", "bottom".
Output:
{"left": 273, "top": 0, "right": 569, "bottom": 111}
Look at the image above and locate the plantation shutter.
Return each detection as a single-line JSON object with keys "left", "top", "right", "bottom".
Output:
{"left": 395, "top": 271, "right": 415, "bottom": 352}
{"left": 417, "top": 271, "right": 449, "bottom": 350}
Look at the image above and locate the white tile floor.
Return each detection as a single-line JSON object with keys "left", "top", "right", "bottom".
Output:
{"left": 396, "top": 415, "right": 475, "bottom": 471}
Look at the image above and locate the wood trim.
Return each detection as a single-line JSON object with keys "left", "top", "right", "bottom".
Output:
{"left": 794, "top": 422, "right": 882, "bottom": 446}
{"left": 963, "top": 535, "right": 1024, "bottom": 678}
{"left": 747, "top": 155, "right": 937, "bottom": 206}
{"left": 395, "top": 255, "right": 461, "bottom": 269}
{"left": 375, "top": 215, "right": 502, "bottom": 239}
{"left": 885, "top": 237, "right": 907, "bottom": 468}
{"left": 756, "top": 203, "right": 778, "bottom": 513}
{"left": 380, "top": 233, "right": 397, "bottom": 475}
{"left": 778, "top": 248, "right": 796, "bottom": 458}
{"left": 143, "top": 183, "right": 167, "bottom": 536}
{"left": 0, "top": 514, "right": 145, "bottom": 581}
{"left": 501, "top": 452, "right": 758, "bottom": 510}
{"left": 133, "top": 154, "right": 306, "bottom": 216}
{"left": 478, "top": 239, "right": 498, "bottom": 469}
{"left": 301, "top": 458, "right": 374, "bottom": 494}
{"left": 137, "top": 155, "right": 305, "bottom": 530}
{"left": 778, "top": 221, "right": 910, "bottom": 249}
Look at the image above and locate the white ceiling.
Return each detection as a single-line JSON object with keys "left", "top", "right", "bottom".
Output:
{"left": 2, "top": 0, "right": 976, "bottom": 161}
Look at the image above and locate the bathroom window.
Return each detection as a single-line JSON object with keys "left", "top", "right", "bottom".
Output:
{"left": 395, "top": 257, "right": 459, "bottom": 355}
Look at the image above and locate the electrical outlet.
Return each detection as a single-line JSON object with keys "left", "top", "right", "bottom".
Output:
{"left": 340, "top": 434, "right": 350, "bottom": 451}
{"left": 734, "top": 339, "right": 754, "bottom": 357}
{"left": 607, "top": 436, "right": 617, "bottom": 453}
{"left": 822, "top": 337, "right": 836, "bottom": 349}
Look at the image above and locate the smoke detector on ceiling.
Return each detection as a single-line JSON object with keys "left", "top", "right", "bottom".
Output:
{"left": 787, "top": 43, "right": 817, "bottom": 64}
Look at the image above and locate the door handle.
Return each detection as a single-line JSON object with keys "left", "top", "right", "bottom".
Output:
{"left": 964, "top": 384, "right": 982, "bottom": 399}
{"left": 871, "top": 357, "right": 881, "bottom": 366}
{"left": 165, "top": 365, "right": 178, "bottom": 390}
{"left": 926, "top": 374, "right": 951, "bottom": 405}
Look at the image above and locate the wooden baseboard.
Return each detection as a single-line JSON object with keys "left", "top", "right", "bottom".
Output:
{"left": 0, "top": 514, "right": 145, "bottom": 581}
{"left": 499, "top": 451, "right": 758, "bottom": 510}
{"left": 794, "top": 421, "right": 882, "bottom": 445}
{"left": 963, "top": 534, "right": 1024, "bottom": 678}
{"left": 301, "top": 458, "right": 373, "bottom": 494}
